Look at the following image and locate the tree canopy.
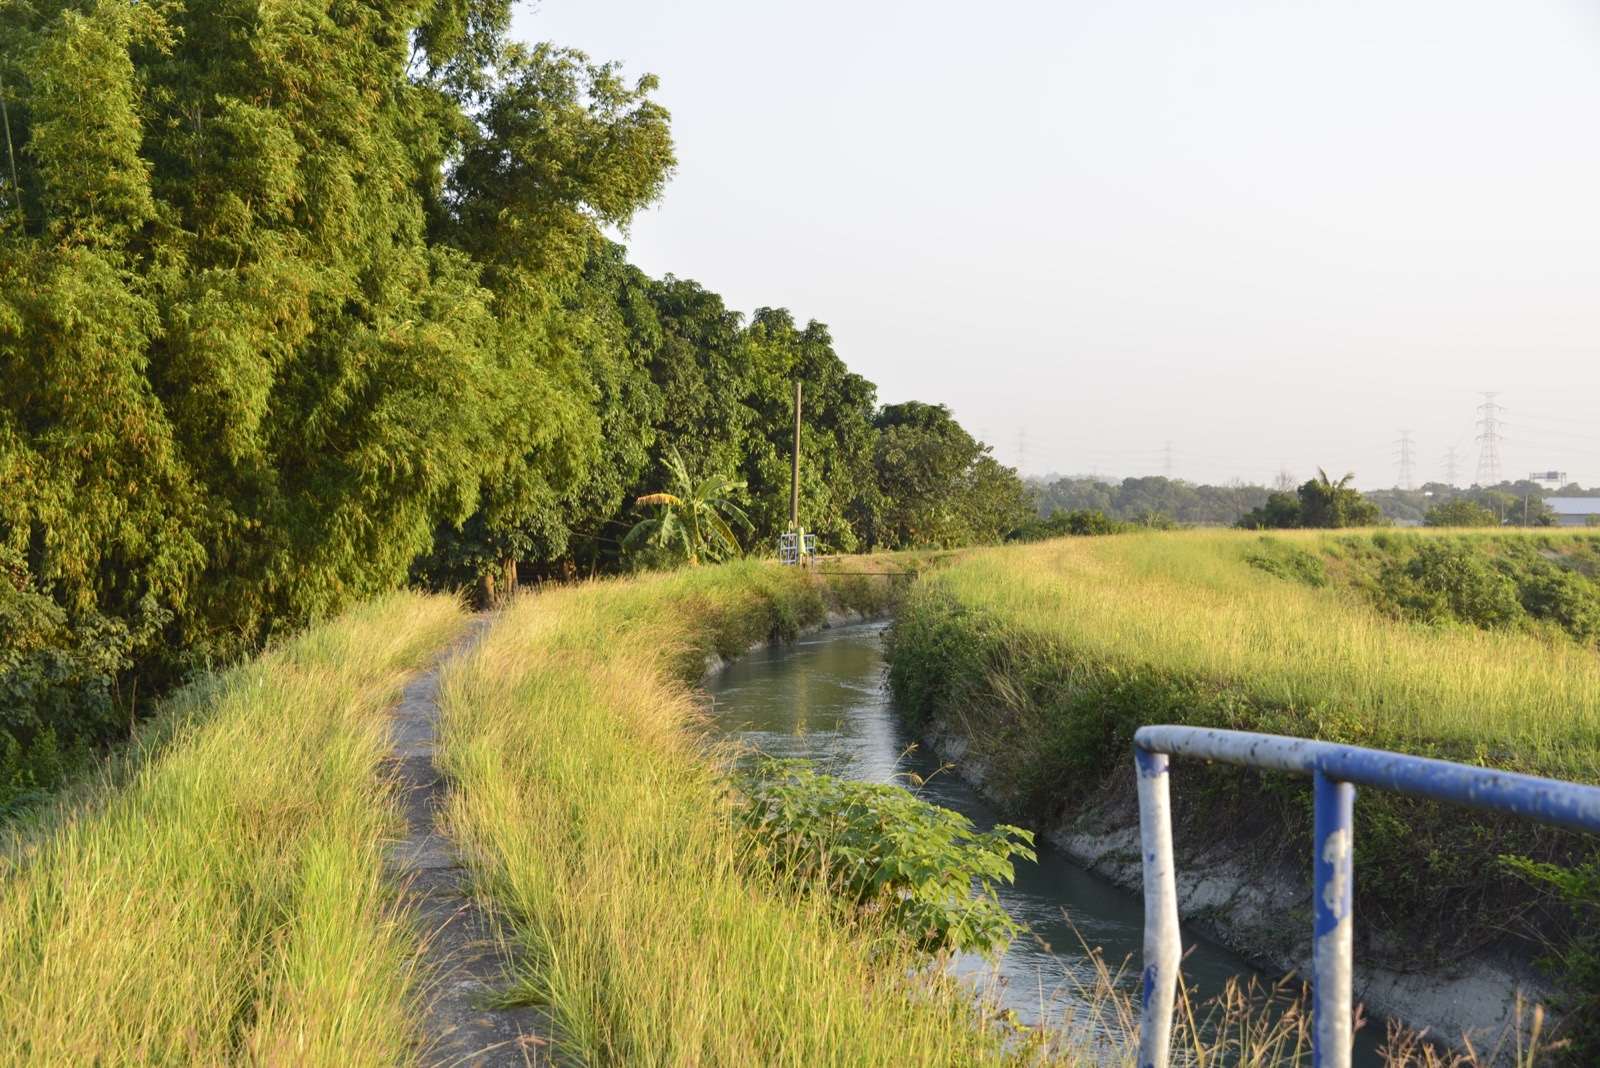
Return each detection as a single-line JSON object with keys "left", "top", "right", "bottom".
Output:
{"left": 0, "top": 0, "right": 1025, "bottom": 804}
{"left": 1237, "top": 470, "right": 1383, "bottom": 529}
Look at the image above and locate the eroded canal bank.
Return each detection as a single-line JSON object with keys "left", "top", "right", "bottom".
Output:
{"left": 704, "top": 620, "right": 1387, "bottom": 1062}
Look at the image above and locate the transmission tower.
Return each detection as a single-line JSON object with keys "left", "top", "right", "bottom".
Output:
{"left": 1442, "top": 446, "right": 1460, "bottom": 487}
{"left": 1016, "top": 427, "right": 1028, "bottom": 474}
{"left": 1394, "top": 429, "right": 1416, "bottom": 491}
{"left": 1162, "top": 440, "right": 1174, "bottom": 477}
{"left": 1475, "top": 393, "right": 1506, "bottom": 486}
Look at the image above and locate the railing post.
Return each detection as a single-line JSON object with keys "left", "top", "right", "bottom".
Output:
{"left": 1135, "top": 747, "right": 1180, "bottom": 1068}
{"left": 1312, "top": 770, "right": 1355, "bottom": 1068}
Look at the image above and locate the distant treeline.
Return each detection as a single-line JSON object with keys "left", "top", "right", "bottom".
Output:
{"left": 1367, "top": 481, "right": 1577, "bottom": 526}
{"left": 0, "top": 1, "right": 1025, "bottom": 806}
{"left": 1028, "top": 476, "right": 1271, "bottom": 526}
{"left": 1029, "top": 473, "right": 1596, "bottom": 532}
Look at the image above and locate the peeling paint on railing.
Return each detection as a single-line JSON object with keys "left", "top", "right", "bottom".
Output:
{"left": 1132, "top": 725, "right": 1600, "bottom": 1068}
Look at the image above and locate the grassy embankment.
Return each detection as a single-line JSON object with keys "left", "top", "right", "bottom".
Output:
{"left": 432, "top": 558, "right": 1091, "bottom": 1066}
{"left": 887, "top": 529, "right": 1600, "bottom": 1044}
{"left": 0, "top": 592, "right": 466, "bottom": 1065}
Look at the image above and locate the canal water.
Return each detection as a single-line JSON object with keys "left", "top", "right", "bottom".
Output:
{"left": 706, "top": 620, "right": 1386, "bottom": 1064}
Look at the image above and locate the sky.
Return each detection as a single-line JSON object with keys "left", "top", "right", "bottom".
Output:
{"left": 510, "top": 0, "right": 1600, "bottom": 489}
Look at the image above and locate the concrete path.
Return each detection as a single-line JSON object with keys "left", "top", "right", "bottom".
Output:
{"left": 386, "top": 620, "right": 550, "bottom": 1067}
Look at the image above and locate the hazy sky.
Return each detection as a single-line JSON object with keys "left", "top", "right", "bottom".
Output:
{"left": 511, "top": 1, "right": 1600, "bottom": 489}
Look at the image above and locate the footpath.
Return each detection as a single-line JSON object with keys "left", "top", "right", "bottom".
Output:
{"left": 385, "top": 620, "right": 550, "bottom": 1067}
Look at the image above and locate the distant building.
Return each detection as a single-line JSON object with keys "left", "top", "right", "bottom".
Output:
{"left": 1544, "top": 497, "right": 1600, "bottom": 527}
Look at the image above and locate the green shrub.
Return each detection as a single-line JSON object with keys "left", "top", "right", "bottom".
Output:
{"left": 0, "top": 551, "right": 162, "bottom": 811}
{"left": 1244, "top": 538, "right": 1328, "bottom": 587}
{"left": 1517, "top": 564, "right": 1600, "bottom": 644}
{"left": 1423, "top": 499, "right": 1501, "bottom": 528}
{"left": 1376, "top": 541, "right": 1525, "bottom": 629}
{"left": 732, "top": 758, "right": 1035, "bottom": 956}
{"left": 1009, "top": 509, "right": 1130, "bottom": 542}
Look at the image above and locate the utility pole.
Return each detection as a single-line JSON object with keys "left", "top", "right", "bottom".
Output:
{"left": 1475, "top": 392, "right": 1506, "bottom": 487}
{"left": 1394, "top": 430, "right": 1415, "bottom": 491}
{"left": 789, "top": 379, "right": 802, "bottom": 532}
{"left": 1442, "top": 446, "right": 1460, "bottom": 487}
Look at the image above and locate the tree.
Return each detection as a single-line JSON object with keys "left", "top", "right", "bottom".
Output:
{"left": 623, "top": 448, "right": 751, "bottom": 566}
{"left": 1237, "top": 492, "right": 1304, "bottom": 530}
{"left": 1033, "top": 475, "right": 1270, "bottom": 527}
{"left": 1296, "top": 469, "right": 1383, "bottom": 528}
{"left": 426, "top": 44, "right": 676, "bottom": 594}
{"left": 1424, "top": 499, "right": 1500, "bottom": 528}
{"left": 868, "top": 403, "right": 1028, "bottom": 548}
{"left": 0, "top": 0, "right": 1056, "bottom": 803}
{"left": 736, "top": 310, "right": 877, "bottom": 553}
{"left": 0, "top": 0, "right": 541, "bottom": 795}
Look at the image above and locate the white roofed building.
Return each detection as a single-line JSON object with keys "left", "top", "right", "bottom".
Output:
{"left": 1544, "top": 497, "right": 1600, "bottom": 527}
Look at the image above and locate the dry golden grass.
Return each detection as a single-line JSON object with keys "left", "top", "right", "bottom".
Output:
{"left": 438, "top": 559, "right": 1551, "bottom": 1065}
{"left": 436, "top": 565, "right": 1063, "bottom": 1066}
{"left": 927, "top": 530, "right": 1600, "bottom": 779}
{"left": 0, "top": 591, "right": 465, "bottom": 1066}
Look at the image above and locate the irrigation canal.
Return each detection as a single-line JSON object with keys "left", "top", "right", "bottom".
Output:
{"left": 706, "top": 620, "right": 1386, "bottom": 1064}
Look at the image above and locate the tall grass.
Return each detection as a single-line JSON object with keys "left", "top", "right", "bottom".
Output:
{"left": 435, "top": 558, "right": 1546, "bottom": 1066}
{"left": 0, "top": 591, "right": 465, "bottom": 1065}
{"left": 915, "top": 530, "right": 1600, "bottom": 779}
{"left": 434, "top": 562, "right": 1061, "bottom": 1066}
{"left": 887, "top": 530, "right": 1596, "bottom": 1057}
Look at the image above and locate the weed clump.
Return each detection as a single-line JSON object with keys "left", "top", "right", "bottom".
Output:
{"left": 732, "top": 757, "right": 1035, "bottom": 956}
{"left": 1245, "top": 537, "right": 1328, "bottom": 587}
{"left": 1376, "top": 541, "right": 1524, "bottom": 629}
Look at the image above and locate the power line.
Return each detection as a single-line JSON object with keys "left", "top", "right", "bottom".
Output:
{"left": 1394, "top": 429, "right": 1416, "bottom": 491}
{"left": 1475, "top": 392, "right": 1506, "bottom": 486}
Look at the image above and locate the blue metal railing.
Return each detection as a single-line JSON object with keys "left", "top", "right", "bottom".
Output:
{"left": 1132, "top": 725, "right": 1600, "bottom": 1068}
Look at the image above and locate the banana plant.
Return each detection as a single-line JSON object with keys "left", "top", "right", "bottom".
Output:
{"left": 623, "top": 447, "right": 753, "bottom": 565}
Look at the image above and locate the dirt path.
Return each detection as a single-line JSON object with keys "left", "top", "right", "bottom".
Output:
{"left": 386, "top": 619, "right": 549, "bottom": 1067}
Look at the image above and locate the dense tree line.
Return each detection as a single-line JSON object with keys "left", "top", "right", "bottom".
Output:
{"left": 1029, "top": 475, "right": 1271, "bottom": 527}
{"left": 1235, "top": 469, "right": 1383, "bottom": 529}
{"left": 0, "top": 0, "right": 1025, "bottom": 805}
{"left": 1367, "top": 482, "right": 1558, "bottom": 527}
{"left": 1032, "top": 472, "right": 1576, "bottom": 531}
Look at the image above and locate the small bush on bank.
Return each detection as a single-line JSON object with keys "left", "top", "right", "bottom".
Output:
{"left": 1518, "top": 565, "right": 1600, "bottom": 645}
{"left": 1504, "top": 853, "right": 1600, "bottom": 1053}
{"left": 732, "top": 758, "right": 1034, "bottom": 956}
{"left": 1009, "top": 509, "right": 1130, "bottom": 542}
{"left": 1244, "top": 538, "right": 1328, "bottom": 587}
{"left": 1376, "top": 541, "right": 1525, "bottom": 629}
